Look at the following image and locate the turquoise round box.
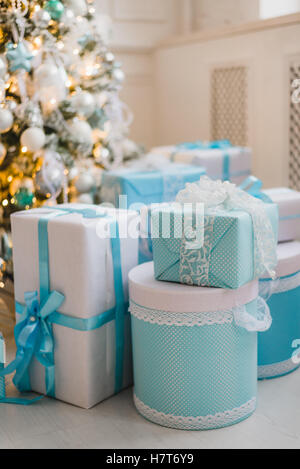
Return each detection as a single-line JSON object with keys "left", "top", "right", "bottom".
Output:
{"left": 258, "top": 241, "right": 300, "bottom": 379}
{"left": 129, "top": 262, "right": 270, "bottom": 431}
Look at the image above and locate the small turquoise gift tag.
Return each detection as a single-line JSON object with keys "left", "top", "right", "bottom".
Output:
{"left": 0, "top": 333, "right": 6, "bottom": 399}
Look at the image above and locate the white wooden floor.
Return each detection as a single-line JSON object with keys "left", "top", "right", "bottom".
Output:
{"left": 1, "top": 300, "right": 300, "bottom": 449}
{"left": 0, "top": 357, "right": 300, "bottom": 449}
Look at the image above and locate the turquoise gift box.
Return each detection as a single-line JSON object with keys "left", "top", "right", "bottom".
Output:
{"left": 151, "top": 201, "right": 278, "bottom": 290}
{"left": 258, "top": 241, "right": 300, "bottom": 379}
{"left": 100, "top": 164, "right": 206, "bottom": 208}
{"left": 129, "top": 262, "right": 271, "bottom": 430}
{"left": 0, "top": 333, "right": 5, "bottom": 400}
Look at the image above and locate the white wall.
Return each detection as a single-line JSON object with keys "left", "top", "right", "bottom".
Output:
{"left": 154, "top": 18, "right": 300, "bottom": 188}
{"left": 95, "top": 0, "right": 181, "bottom": 149}
{"left": 260, "top": 0, "right": 300, "bottom": 19}
{"left": 192, "top": 0, "right": 260, "bottom": 30}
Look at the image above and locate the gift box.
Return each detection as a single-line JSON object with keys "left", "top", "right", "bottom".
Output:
{"left": 263, "top": 187, "right": 300, "bottom": 242}
{"left": 151, "top": 178, "right": 278, "bottom": 290}
{"left": 10, "top": 204, "right": 139, "bottom": 408}
{"left": 0, "top": 333, "right": 5, "bottom": 400}
{"left": 129, "top": 262, "right": 271, "bottom": 430}
{"left": 258, "top": 241, "right": 300, "bottom": 379}
{"left": 100, "top": 164, "right": 206, "bottom": 208}
{"left": 151, "top": 141, "right": 251, "bottom": 184}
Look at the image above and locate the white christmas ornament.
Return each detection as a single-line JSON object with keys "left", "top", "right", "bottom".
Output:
{"left": 0, "top": 109, "right": 13, "bottom": 134}
{"left": 76, "top": 193, "right": 94, "bottom": 204}
{"left": 0, "top": 57, "right": 7, "bottom": 79}
{"left": 71, "top": 91, "right": 95, "bottom": 117}
{"left": 0, "top": 142, "right": 6, "bottom": 163}
{"left": 68, "top": 119, "right": 93, "bottom": 144}
{"left": 66, "top": 0, "right": 87, "bottom": 17}
{"left": 33, "top": 9, "right": 51, "bottom": 28}
{"left": 35, "top": 150, "right": 64, "bottom": 198}
{"left": 35, "top": 63, "right": 61, "bottom": 87}
{"left": 75, "top": 172, "right": 95, "bottom": 193}
{"left": 68, "top": 166, "right": 79, "bottom": 181}
{"left": 35, "top": 64, "right": 66, "bottom": 107}
{"left": 21, "top": 127, "right": 46, "bottom": 152}
{"left": 113, "top": 68, "right": 125, "bottom": 84}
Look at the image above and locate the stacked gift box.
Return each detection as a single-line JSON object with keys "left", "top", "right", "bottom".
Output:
{"left": 100, "top": 156, "right": 206, "bottom": 264}
{"left": 257, "top": 187, "right": 300, "bottom": 379}
{"left": 1, "top": 145, "right": 300, "bottom": 431}
{"left": 128, "top": 176, "right": 278, "bottom": 430}
{"left": 151, "top": 140, "right": 251, "bottom": 184}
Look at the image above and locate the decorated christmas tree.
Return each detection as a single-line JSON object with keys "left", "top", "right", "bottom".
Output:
{"left": 0, "top": 0, "right": 142, "bottom": 283}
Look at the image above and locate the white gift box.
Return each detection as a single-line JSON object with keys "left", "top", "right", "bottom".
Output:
{"left": 11, "top": 204, "right": 139, "bottom": 408}
{"left": 263, "top": 188, "right": 300, "bottom": 242}
{"left": 151, "top": 145, "right": 251, "bottom": 184}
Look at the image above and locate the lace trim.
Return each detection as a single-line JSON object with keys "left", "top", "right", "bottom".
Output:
{"left": 260, "top": 271, "right": 300, "bottom": 299}
{"left": 129, "top": 298, "right": 271, "bottom": 332}
{"left": 179, "top": 214, "right": 215, "bottom": 286}
{"left": 134, "top": 394, "right": 256, "bottom": 430}
{"left": 258, "top": 359, "right": 300, "bottom": 379}
{"left": 130, "top": 301, "right": 233, "bottom": 327}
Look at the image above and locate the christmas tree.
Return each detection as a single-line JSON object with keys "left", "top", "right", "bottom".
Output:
{"left": 0, "top": 0, "right": 142, "bottom": 283}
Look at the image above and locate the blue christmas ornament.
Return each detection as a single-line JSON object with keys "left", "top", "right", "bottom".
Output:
{"left": 6, "top": 42, "right": 33, "bottom": 73}
{"left": 45, "top": 0, "right": 65, "bottom": 21}
{"left": 78, "top": 33, "right": 94, "bottom": 48}
{"left": 88, "top": 108, "right": 108, "bottom": 129}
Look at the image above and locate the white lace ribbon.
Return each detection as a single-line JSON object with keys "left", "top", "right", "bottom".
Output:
{"left": 134, "top": 394, "right": 256, "bottom": 431}
{"left": 176, "top": 177, "right": 277, "bottom": 283}
{"left": 130, "top": 298, "right": 271, "bottom": 332}
{"left": 258, "top": 358, "right": 300, "bottom": 379}
{"left": 259, "top": 271, "right": 300, "bottom": 300}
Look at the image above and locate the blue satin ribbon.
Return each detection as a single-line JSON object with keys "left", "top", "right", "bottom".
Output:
{"left": 0, "top": 206, "right": 127, "bottom": 403}
{"left": 239, "top": 176, "right": 272, "bottom": 203}
{"left": 173, "top": 140, "right": 232, "bottom": 181}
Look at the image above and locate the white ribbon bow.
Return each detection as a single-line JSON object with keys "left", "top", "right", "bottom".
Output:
{"left": 176, "top": 176, "right": 277, "bottom": 280}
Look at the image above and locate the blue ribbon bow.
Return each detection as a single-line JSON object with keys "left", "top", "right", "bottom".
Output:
{"left": 239, "top": 176, "right": 272, "bottom": 203}
{"left": 0, "top": 206, "right": 127, "bottom": 404}
{"left": 1, "top": 290, "right": 64, "bottom": 397}
{"left": 174, "top": 140, "right": 233, "bottom": 181}
{"left": 176, "top": 139, "right": 232, "bottom": 152}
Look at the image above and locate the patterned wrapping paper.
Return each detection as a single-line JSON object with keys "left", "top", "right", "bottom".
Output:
{"left": 151, "top": 203, "right": 278, "bottom": 290}
{"left": 100, "top": 164, "right": 206, "bottom": 208}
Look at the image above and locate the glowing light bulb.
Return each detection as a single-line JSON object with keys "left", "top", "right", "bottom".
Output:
{"left": 2, "top": 199, "right": 8, "bottom": 207}
{"left": 33, "top": 37, "right": 42, "bottom": 48}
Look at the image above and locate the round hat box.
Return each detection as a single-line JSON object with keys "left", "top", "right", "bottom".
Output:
{"left": 258, "top": 241, "right": 300, "bottom": 379}
{"left": 129, "top": 262, "right": 267, "bottom": 431}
